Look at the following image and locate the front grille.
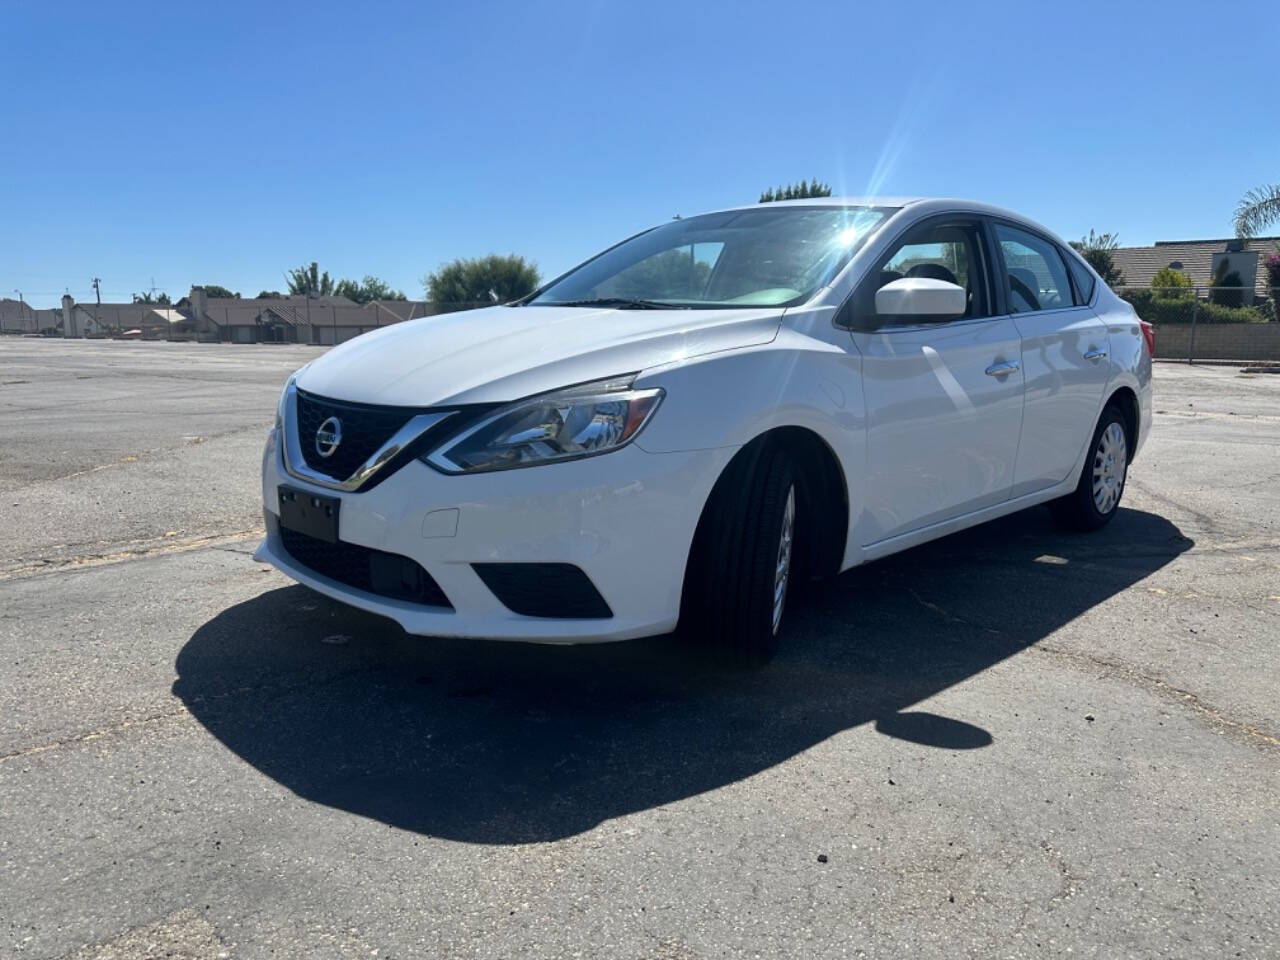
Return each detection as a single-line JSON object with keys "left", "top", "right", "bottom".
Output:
{"left": 280, "top": 526, "right": 452, "bottom": 608}
{"left": 472, "top": 563, "right": 613, "bottom": 619}
{"left": 296, "top": 388, "right": 414, "bottom": 482}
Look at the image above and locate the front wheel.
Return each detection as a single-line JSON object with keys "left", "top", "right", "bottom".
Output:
{"left": 681, "top": 441, "right": 798, "bottom": 660}
{"left": 1050, "top": 406, "right": 1129, "bottom": 531}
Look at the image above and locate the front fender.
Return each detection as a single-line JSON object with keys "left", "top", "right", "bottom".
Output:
{"left": 634, "top": 327, "right": 866, "bottom": 569}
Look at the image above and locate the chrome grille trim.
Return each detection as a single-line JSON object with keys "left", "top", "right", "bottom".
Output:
{"left": 280, "top": 382, "right": 454, "bottom": 492}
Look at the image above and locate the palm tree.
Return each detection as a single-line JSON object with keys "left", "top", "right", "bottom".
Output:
{"left": 1234, "top": 184, "right": 1280, "bottom": 238}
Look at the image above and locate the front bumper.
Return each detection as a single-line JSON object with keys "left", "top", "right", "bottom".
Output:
{"left": 255, "top": 428, "right": 736, "bottom": 643}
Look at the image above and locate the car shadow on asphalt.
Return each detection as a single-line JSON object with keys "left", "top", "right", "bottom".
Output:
{"left": 173, "top": 506, "right": 1191, "bottom": 844}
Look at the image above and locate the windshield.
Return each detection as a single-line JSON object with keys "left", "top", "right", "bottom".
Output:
{"left": 529, "top": 205, "right": 894, "bottom": 310}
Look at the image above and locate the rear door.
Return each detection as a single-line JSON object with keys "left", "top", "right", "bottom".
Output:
{"left": 848, "top": 216, "right": 1025, "bottom": 546}
{"left": 991, "top": 221, "right": 1111, "bottom": 498}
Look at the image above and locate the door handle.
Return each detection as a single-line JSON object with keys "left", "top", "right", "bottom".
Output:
{"left": 1084, "top": 348, "right": 1108, "bottom": 363}
{"left": 985, "top": 360, "right": 1020, "bottom": 377}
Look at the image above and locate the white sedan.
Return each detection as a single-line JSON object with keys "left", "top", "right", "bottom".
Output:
{"left": 256, "top": 197, "right": 1153, "bottom": 657}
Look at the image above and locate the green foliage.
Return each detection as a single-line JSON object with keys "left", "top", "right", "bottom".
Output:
{"left": 1120, "top": 288, "right": 1268, "bottom": 325}
{"left": 759, "top": 179, "right": 832, "bottom": 203}
{"left": 424, "top": 254, "right": 540, "bottom": 310}
{"left": 1069, "top": 230, "right": 1124, "bottom": 286}
{"left": 256, "top": 290, "right": 285, "bottom": 299}
{"left": 286, "top": 263, "right": 334, "bottom": 297}
{"left": 333, "top": 275, "right": 407, "bottom": 304}
{"left": 131, "top": 291, "right": 171, "bottom": 304}
{"left": 1150, "top": 267, "right": 1192, "bottom": 298}
{"left": 1234, "top": 183, "right": 1280, "bottom": 238}
{"left": 201, "top": 285, "right": 240, "bottom": 299}
{"left": 1266, "top": 252, "right": 1280, "bottom": 290}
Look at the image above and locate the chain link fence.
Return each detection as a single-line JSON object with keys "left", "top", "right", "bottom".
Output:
{"left": 1117, "top": 286, "right": 1280, "bottom": 363}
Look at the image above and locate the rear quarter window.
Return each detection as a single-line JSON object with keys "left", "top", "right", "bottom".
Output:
{"left": 1065, "top": 251, "right": 1097, "bottom": 304}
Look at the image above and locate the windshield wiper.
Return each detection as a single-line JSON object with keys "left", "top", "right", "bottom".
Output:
{"left": 551, "top": 297, "right": 689, "bottom": 310}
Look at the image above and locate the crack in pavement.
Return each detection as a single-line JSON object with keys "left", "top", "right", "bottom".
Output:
{"left": 1031, "top": 642, "right": 1280, "bottom": 750}
{"left": 0, "top": 529, "right": 265, "bottom": 581}
{"left": 0, "top": 705, "right": 194, "bottom": 763}
{"left": 895, "top": 586, "right": 1279, "bottom": 751}
{"left": 0, "top": 665, "right": 382, "bottom": 764}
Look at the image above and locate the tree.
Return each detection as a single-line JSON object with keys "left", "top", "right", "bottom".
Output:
{"left": 759, "top": 179, "right": 832, "bottom": 203}
{"left": 1234, "top": 183, "right": 1280, "bottom": 238}
{"left": 1069, "top": 230, "right": 1125, "bottom": 286}
{"left": 333, "top": 275, "right": 407, "bottom": 304}
{"left": 612, "top": 248, "right": 713, "bottom": 300}
{"left": 201, "top": 285, "right": 240, "bottom": 299}
{"left": 1150, "top": 266, "right": 1192, "bottom": 298}
{"left": 286, "top": 262, "right": 334, "bottom": 297}
{"left": 424, "top": 254, "right": 540, "bottom": 310}
{"left": 256, "top": 290, "right": 285, "bottom": 299}
{"left": 132, "top": 291, "right": 171, "bottom": 304}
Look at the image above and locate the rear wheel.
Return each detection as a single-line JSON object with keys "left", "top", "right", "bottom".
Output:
{"left": 1050, "top": 405, "right": 1129, "bottom": 531}
{"left": 681, "top": 441, "right": 798, "bottom": 660}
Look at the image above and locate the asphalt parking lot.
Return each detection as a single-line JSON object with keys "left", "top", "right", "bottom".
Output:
{"left": 1, "top": 338, "right": 1277, "bottom": 959}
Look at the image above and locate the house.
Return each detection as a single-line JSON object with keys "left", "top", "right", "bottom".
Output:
{"left": 0, "top": 298, "right": 39, "bottom": 334}
{"left": 181, "top": 289, "right": 424, "bottom": 345}
{"left": 21, "top": 290, "right": 436, "bottom": 345}
{"left": 1110, "top": 236, "right": 1279, "bottom": 301}
{"left": 66, "top": 302, "right": 163, "bottom": 338}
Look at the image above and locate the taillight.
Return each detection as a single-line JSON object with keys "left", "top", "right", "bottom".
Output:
{"left": 1139, "top": 320, "right": 1155, "bottom": 358}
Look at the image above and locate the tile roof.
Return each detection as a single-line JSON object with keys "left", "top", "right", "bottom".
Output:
{"left": 1112, "top": 237, "right": 1279, "bottom": 295}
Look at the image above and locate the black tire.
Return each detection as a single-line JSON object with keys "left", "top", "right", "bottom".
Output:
{"left": 681, "top": 440, "right": 798, "bottom": 660}
{"left": 1049, "top": 405, "right": 1129, "bottom": 531}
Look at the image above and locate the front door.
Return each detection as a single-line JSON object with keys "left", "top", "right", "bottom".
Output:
{"left": 849, "top": 217, "right": 1025, "bottom": 546}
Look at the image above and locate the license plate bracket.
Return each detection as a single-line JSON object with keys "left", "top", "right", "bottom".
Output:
{"left": 278, "top": 486, "right": 340, "bottom": 543}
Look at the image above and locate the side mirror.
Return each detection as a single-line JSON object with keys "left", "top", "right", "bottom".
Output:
{"left": 874, "top": 277, "right": 967, "bottom": 322}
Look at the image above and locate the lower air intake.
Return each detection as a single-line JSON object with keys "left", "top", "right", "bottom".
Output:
{"left": 472, "top": 563, "right": 613, "bottom": 619}
{"left": 280, "top": 526, "right": 452, "bottom": 608}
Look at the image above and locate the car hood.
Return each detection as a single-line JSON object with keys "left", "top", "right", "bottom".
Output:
{"left": 294, "top": 304, "right": 783, "bottom": 406}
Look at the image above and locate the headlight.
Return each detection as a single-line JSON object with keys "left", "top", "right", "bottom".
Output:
{"left": 424, "top": 375, "right": 664, "bottom": 474}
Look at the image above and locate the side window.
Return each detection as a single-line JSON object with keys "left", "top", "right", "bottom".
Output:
{"left": 994, "top": 224, "right": 1073, "bottom": 313}
{"left": 1064, "top": 249, "right": 1097, "bottom": 304}
{"left": 852, "top": 220, "right": 990, "bottom": 324}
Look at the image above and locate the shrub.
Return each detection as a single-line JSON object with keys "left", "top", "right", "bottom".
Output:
{"left": 1119, "top": 288, "right": 1268, "bottom": 325}
{"left": 1150, "top": 266, "right": 1193, "bottom": 298}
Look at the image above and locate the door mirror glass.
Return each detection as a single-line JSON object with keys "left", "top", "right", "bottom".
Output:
{"left": 874, "top": 277, "right": 968, "bottom": 321}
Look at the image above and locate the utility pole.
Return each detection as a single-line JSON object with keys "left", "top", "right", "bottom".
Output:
{"left": 91, "top": 277, "right": 102, "bottom": 337}
{"left": 12, "top": 289, "right": 29, "bottom": 335}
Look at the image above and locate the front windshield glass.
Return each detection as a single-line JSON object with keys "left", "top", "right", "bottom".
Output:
{"left": 529, "top": 205, "right": 894, "bottom": 309}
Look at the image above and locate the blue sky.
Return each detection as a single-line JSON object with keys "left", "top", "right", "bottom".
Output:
{"left": 3, "top": 0, "right": 1275, "bottom": 308}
